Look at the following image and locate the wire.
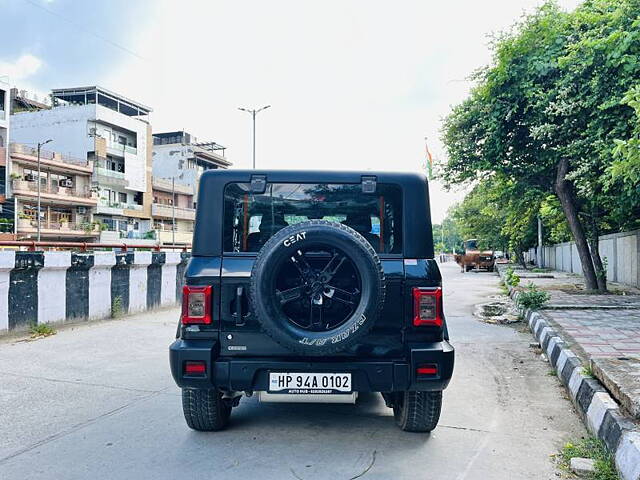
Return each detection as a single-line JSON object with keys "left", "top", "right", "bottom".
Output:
{"left": 22, "top": 0, "right": 146, "bottom": 61}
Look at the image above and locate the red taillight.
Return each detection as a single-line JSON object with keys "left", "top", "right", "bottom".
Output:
{"left": 416, "top": 364, "right": 438, "bottom": 376}
{"left": 412, "top": 287, "right": 443, "bottom": 327}
{"left": 181, "top": 285, "right": 212, "bottom": 325}
{"left": 184, "top": 361, "right": 206, "bottom": 375}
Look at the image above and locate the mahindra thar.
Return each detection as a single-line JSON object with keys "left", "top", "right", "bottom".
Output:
{"left": 170, "top": 170, "right": 454, "bottom": 432}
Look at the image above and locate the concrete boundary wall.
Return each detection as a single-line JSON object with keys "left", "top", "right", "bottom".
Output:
{"left": 526, "top": 229, "right": 640, "bottom": 288}
{"left": 0, "top": 251, "right": 189, "bottom": 335}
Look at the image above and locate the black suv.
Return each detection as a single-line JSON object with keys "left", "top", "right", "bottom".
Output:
{"left": 170, "top": 170, "right": 454, "bottom": 432}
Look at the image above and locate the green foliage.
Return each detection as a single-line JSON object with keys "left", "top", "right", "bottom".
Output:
{"left": 559, "top": 437, "right": 618, "bottom": 480}
{"left": 432, "top": 214, "right": 463, "bottom": 253}
{"left": 504, "top": 267, "right": 521, "bottom": 287}
{"left": 582, "top": 364, "right": 594, "bottom": 377}
{"left": 29, "top": 323, "right": 56, "bottom": 338}
{"left": 516, "top": 282, "right": 550, "bottom": 310}
{"left": 111, "top": 296, "right": 124, "bottom": 318}
{"left": 440, "top": 0, "right": 640, "bottom": 284}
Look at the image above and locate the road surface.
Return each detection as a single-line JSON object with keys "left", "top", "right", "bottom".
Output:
{"left": 0, "top": 261, "right": 584, "bottom": 479}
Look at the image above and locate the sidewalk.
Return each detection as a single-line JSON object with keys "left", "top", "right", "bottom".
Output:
{"left": 496, "top": 264, "right": 640, "bottom": 480}
{"left": 507, "top": 267, "right": 640, "bottom": 418}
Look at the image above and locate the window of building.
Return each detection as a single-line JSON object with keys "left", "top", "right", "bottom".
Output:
{"left": 119, "top": 192, "right": 127, "bottom": 203}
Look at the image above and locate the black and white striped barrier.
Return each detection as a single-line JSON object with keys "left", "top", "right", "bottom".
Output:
{"left": 496, "top": 266, "right": 640, "bottom": 480}
{"left": 0, "top": 251, "right": 189, "bottom": 333}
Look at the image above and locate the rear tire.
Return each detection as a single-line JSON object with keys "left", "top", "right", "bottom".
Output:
{"left": 393, "top": 391, "right": 442, "bottom": 432}
{"left": 182, "top": 388, "right": 231, "bottom": 431}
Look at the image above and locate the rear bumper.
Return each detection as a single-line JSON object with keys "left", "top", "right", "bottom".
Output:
{"left": 170, "top": 339, "right": 454, "bottom": 392}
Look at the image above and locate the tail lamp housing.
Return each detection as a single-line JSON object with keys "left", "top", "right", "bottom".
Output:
{"left": 181, "top": 285, "right": 212, "bottom": 325}
{"left": 412, "top": 287, "right": 443, "bottom": 327}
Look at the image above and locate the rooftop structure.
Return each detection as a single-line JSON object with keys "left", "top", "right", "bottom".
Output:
{"left": 52, "top": 86, "right": 152, "bottom": 118}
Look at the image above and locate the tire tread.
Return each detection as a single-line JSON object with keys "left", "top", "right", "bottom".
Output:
{"left": 182, "top": 388, "right": 231, "bottom": 431}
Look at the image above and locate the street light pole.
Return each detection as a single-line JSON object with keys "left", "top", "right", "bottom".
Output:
{"left": 36, "top": 139, "right": 53, "bottom": 242}
{"left": 172, "top": 177, "right": 176, "bottom": 246}
{"left": 238, "top": 105, "right": 271, "bottom": 169}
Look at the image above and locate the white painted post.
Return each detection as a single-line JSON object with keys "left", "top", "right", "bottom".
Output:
{"left": 161, "top": 252, "right": 181, "bottom": 306}
{"left": 37, "top": 251, "right": 71, "bottom": 325}
{"left": 88, "top": 252, "right": 116, "bottom": 320}
{"left": 0, "top": 251, "right": 16, "bottom": 332}
{"left": 128, "top": 251, "right": 152, "bottom": 313}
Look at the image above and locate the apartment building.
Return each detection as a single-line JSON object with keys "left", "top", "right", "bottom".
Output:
{"left": 11, "top": 86, "right": 153, "bottom": 241}
{"left": 10, "top": 143, "right": 98, "bottom": 240}
{"left": 152, "top": 130, "right": 231, "bottom": 205}
{"left": 0, "top": 79, "right": 13, "bottom": 237}
{"left": 151, "top": 177, "right": 195, "bottom": 245}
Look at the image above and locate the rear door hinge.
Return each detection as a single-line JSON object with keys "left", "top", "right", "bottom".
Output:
{"left": 361, "top": 175, "right": 377, "bottom": 193}
{"left": 250, "top": 175, "right": 267, "bottom": 194}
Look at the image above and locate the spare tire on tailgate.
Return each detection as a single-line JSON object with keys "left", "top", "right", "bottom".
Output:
{"left": 250, "top": 220, "right": 385, "bottom": 355}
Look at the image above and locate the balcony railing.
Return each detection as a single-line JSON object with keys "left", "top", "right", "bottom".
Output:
{"left": 95, "top": 166, "right": 125, "bottom": 179}
{"left": 16, "top": 219, "right": 100, "bottom": 235}
{"left": 10, "top": 143, "right": 90, "bottom": 168}
{"left": 12, "top": 180, "right": 95, "bottom": 199}
{"left": 97, "top": 200, "right": 143, "bottom": 211}
{"left": 106, "top": 142, "right": 137, "bottom": 156}
{"left": 151, "top": 203, "right": 196, "bottom": 220}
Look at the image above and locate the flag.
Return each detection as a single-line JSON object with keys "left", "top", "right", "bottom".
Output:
{"left": 425, "top": 139, "right": 433, "bottom": 179}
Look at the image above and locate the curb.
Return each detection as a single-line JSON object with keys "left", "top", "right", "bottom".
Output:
{"left": 496, "top": 265, "right": 640, "bottom": 480}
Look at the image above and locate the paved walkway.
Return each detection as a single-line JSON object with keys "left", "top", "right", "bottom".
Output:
{"left": 508, "top": 266, "right": 640, "bottom": 420}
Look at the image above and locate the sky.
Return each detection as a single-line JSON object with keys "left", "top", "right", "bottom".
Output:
{"left": 0, "top": 0, "right": 582, "bottom": 222}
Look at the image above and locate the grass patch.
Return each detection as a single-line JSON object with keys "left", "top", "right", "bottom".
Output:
{"left": 582, "top": 364, "right": 594, "bottom": 377}
{"left": 111, "top": 296, "right": 124, "bottom": 318}
{"left": 531, "top": 267, "right": 551, "bottom": 273}
{"left": 558, "top": 437, "right": 618, "bottom": 480}
{"left": 29, "top": 323, "right": 56, "bottom": 338}
{"left": 547, "top": 369, "right": 556, "bottom": 376}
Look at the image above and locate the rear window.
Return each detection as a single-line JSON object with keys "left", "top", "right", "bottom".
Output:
{"left": 223, "top": 183, "right": 402, "bottom": 254}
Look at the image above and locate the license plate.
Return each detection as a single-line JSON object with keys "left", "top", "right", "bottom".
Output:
{"left": 268, "top": 372, "right": 352, "bottom": 394}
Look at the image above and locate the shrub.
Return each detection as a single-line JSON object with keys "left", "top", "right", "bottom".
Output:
{"left": 29, "top": 323, "right": 56, "bottom": 338}
{"left": 111, "top": 296, "right": 124, "bottom": 318}
{"left": 504, "top": 267, "right": 521, "bottom": 287}
{"left": 516, "top": 283, "right": 550, "bottom": 310}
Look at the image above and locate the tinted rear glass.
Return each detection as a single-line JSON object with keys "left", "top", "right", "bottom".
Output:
{"left": 223, "top": 183, "right": 402, "bottom": 254}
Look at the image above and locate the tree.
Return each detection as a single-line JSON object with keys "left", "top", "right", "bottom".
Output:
{"left": 440, "top": 0, "right": 640, "bottom": 291}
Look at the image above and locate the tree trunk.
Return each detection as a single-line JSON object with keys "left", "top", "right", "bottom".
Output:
{"left": 554, "top": 158, "right": 599, "bottom": 290}
{"left": 515, "top": 248, "right": 527, "bottom": 269}
{"left": 586, "top": 213, "right": 607, "bottom": 292}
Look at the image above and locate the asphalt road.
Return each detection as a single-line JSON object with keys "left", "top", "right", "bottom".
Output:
{"left": 0, "top": 261, "right": 585, "bottom": 480}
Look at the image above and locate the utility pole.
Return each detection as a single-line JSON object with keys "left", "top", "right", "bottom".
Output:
{"left": 171, "top": 176, "right": 176, "bottom": 246}
{"left": 36, "top": 139, "right": 53, "bottom": 242}
{"left": 537, "top": 215, "right": 543, "bottom": 267}
{"left": 238, "top": 105, "right": 271, "bottom": 168}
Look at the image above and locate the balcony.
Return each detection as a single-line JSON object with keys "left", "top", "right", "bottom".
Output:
{"left": 151, "top": 203, "right": 196, "bottom": 221}
{"left": 96, "top": 200, "right": 143, "bottom": 215}
{"left": 152, "top": 177, "right": 193, "bottom": 195}
{"left": 10, "top": 143, "right": 92, "bottom": 174}
{"left": 95, "top": 166, "right": 128, "bottom": 188}
{"left": 12, "top": 180, "right": 98, "bottom": 206}
{"left": 106, "top": 142, "right": 137, "bottom": 157}
{"left": 156, "top": 229, "right": 192, "bottom": 245}
{"left": 16, "top": 219, "right": 100, "bottom": 238}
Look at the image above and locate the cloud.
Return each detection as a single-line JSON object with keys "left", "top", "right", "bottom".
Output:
{"left": 0, "top": 54, "right": 43, "bottom": 82}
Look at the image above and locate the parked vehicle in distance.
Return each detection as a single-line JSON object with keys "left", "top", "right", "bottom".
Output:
{"left": 170, "top": 170, "right": 454, "bottom": 432}
{"left": 455, "top": 239, "right": 495, "bottom": 272}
